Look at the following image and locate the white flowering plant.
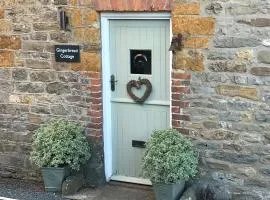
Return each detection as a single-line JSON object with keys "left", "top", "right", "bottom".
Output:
{"left": 142, "top": 129, "right": 198, "bottom": 184}
{"left": 30, "top": 119, "right": 91, "bottom": 171}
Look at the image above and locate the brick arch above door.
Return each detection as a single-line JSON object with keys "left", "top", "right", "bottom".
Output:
{"left": 94, "top": 0, "right": 172, "bottom": 11}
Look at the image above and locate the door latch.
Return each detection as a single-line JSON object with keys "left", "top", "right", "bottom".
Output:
{"left": 110, "top": 75, "right": 118, "bottom": 91}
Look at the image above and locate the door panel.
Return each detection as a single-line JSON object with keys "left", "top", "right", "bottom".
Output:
{"left": 110, "top": 20, "right": 170, "bottom": 180}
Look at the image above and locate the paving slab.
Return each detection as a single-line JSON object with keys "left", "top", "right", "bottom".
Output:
{"left": 64, "top": 182, "right": 155, "bottom": 200}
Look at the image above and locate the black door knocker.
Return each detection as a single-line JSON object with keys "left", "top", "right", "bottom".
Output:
{"left": 126, "top": 77, "right": 152, "bottom": 104}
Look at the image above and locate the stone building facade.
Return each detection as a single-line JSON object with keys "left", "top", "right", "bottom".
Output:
{"left": 0, "top": 0, "right": 270, "bottom": 198}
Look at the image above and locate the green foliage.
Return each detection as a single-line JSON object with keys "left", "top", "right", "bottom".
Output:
{"left": 30, "top": 119, "right": 91, "bottom": 171}
{"left": 142, "top": 129, "right": 198, "bottom": 184}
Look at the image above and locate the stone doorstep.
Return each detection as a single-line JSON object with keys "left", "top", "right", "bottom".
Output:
{"left": 64, "top": 181, "right": 154, "bottom": 200}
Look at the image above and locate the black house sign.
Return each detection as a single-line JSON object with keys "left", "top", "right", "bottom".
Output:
{"left": 55, "top": 45, "right": 80, "bottom": 62}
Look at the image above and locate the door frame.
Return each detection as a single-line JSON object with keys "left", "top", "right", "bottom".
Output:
{"left": 101, "top": 12, "right": 172, "bottom": 182}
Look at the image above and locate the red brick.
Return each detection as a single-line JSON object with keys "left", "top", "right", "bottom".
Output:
{"left": 85, "top": 72, "right": 101, "bottom": 79}
{"left": 91, "top": 117, "right": 102, "bottom": 123}
{"left": 86, "top": 129, "right": 103, "bottom": 137}
{"left": 172, "top": 93, "right": 180, "bottom": 100}
{"left": 88, "top": 110, "right": 102, "bottom": 117}
{"left": 171, "top": 106, "right": 180, "bottom": 114}
{"left": 173, "top": 114, "right": 190, "bottom": 121}
{"left": 172, "top": 120, "right": 180, "bottom": 127}
{"left": 90, "top": 85, "right": 101, "bottom": 92}
{"left": 172, "top": 100, "right": 189, "bottom": 108}
{"left": 172, "top": 73, "right": 191, "bottom": 80}
{"left": 87, "top": 122, "right": 102, "bottom": 129}
{"left": 91, "top": 79, "right": 101, "bottom": 85}
{"left": 94, "top": 0, "right": 171, "bottom": 11}
{"left": 90, "top": 98, "right": 102, "bottom": 104}
{"left": 91, "top": 104, "right": 102, "bottom": 110}
{"left": 172, "top": 86, "right": 190, "bottom": 93}
{"left": 91, "top": 92, "right": 102, "bottom": 98}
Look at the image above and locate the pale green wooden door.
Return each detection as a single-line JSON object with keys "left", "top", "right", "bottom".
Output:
{"left": 110, "top": 20, "right": 170, "bottom": 182}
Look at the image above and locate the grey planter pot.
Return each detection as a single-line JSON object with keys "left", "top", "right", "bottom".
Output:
{"left": 153, "top": 181, "right": 185, "bottom": 200}
{"left": 41, "top": 167, "right": 70, "bottom": 192}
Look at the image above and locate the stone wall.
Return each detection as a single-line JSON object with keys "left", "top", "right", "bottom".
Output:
{"left": 1, "top": 0, "right": 270, "bottom": 198}
{"left": 0, "top": 0, "right": 104, "bottom": 184}
{"left": 172, "top": 0, "right": 270, "bottom": 198}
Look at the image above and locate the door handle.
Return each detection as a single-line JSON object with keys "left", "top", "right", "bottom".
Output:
{"left": 110, "top": 75, "right": 118, "bottom": 91}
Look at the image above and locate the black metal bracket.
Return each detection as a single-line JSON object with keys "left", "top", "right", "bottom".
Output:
{"left": 59, "top": 10, "right": 69, "bottom": 31}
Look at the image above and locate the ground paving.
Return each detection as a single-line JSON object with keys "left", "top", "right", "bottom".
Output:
{"left": 0, "top": 178, "right": 154, "bottom": 200}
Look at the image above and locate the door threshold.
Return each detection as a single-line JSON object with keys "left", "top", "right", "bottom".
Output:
{"left": 110, "top": 175, "right": 152, "bottom": 185}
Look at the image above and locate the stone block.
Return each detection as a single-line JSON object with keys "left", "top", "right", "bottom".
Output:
{"left": 216, "top": 85, "right": 258, "bottom": 101}
{"left": 31, "top": 105, "right": 50, "bottom": 114}
{"left": 51, "top": 104, "right": 69, "bottom": 115}
{"left": 50, "top": 32, "right": 72, "bottom": 43}
{"left": 46, "top": 82, "right": 70, "bottom": 95}
{"left": 67, "top": 8, "right": 82, "bottom": 27}
{"left": 30, "top": 32, "right": 47, "bottom": 41}
{"left": 238, "top": 18, "right": 270, "bottom": 27}
{"left": 62, "top": 173, "right": 84, "bottom": 196}
{"left": 207, "top": 50, "right": 234, "bottom": 60}
{"left": 74, "top": 27, "right": 100, "bottom": 45}
{"left": 16, "top": 82, "right": 44, "bottom": 93}
{"left": 257, "top": 51, "right": 270, "bottom": 64}
{"left": 58, "top": 72, "right": 79, "bottom": 83}
{"left": 214, "top": 37, "right": 260, "bottom": 48}
{"left": 0, "top": 51, "right": 14, "bottom": 67}
{"left": 0, "top": 69, "right": 11, "bottom": 80}
{"left": 0, "top": 20, "right": 11, "bottom": 33}
{"left": 255, "top": 112, "right": 270, "bottom": 122}
{"left": 180, "top": 178, "right": 232, "bottom": 200}
{"left": 33, "top": 23, "right": 59, "bottom": 31}
{"left": 83, "top": 9, "right": 98, "bottom": 24}
{"left": 173, "top": 16, "right": 215, "bottom": 35}
{"left": 54, "top": 0, "right": 68, "bottom": 5}
{"left": 184, "top": 37, "right": 210, "bottom": 49}
{"left": 28, "top": 113, "right": 41, "bottom": 124}
{"left": 251, "top": 67, "right": 270, "bottom": 76}
{"left": 203, "top": 121, "right": 219, "bottom": 129}
{"left": 203, "top": 129, "right": 239, "bottom": 141}
{"left": 22, "top": 42, "right": 45, "bottom": 52}
{"left": 0, "top": 104, "right": 20, "bottom": 115}
{"left": 229, "top": 5, "right": 258, "bottom": 15}
{"left": 72, "top": 52, "right": 101, "bottom": 72}
{"left": 25, "top": 59, "right": 51, "bottom": 69}
{"left": 30, "top": 71, "right": 55, "bottom": 82}
{"left": 260, "top": 167, "right": 270, "bottom": 176}
{"left": 172, "top": 3, "right": 200, "bottom": 15}
{"left": 211, "top": 152, "right": 258, "bottom": 164}
{"left": 174, "top": 50, "right": 204, "bottom": 71}
{"left": 208, "top": 61, "right": 246, "bottom": 73}
{"left": 12, "top": 68, "right": 28, "bottom": 81}
{"left": 0, "top": 36, "right": 21, "bottom": 50}
{"left": 13, "top": 24, "right": 31, "bottom": 33}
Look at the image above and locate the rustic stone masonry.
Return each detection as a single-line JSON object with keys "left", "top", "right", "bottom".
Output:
{"left": 172, "top": 0, "right": 270, "bottom": 199}
{"left": 0, "top": 0, "right": 103, "bottom": 184}
{"left": 0, "top": 0, "right": 270, "bottom": 198}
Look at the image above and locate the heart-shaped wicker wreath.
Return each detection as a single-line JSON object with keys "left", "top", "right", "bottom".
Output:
{"left": 126, "top": 78, "right": 152, "bottom": 104}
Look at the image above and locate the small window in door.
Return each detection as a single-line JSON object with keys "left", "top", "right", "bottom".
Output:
{"left": 130, "top": 50, "right": 152, "bottom": 75}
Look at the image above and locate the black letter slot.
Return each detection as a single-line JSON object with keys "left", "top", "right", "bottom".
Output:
{"left": 132, "top": 140, "right": 146, "bottom": 148}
